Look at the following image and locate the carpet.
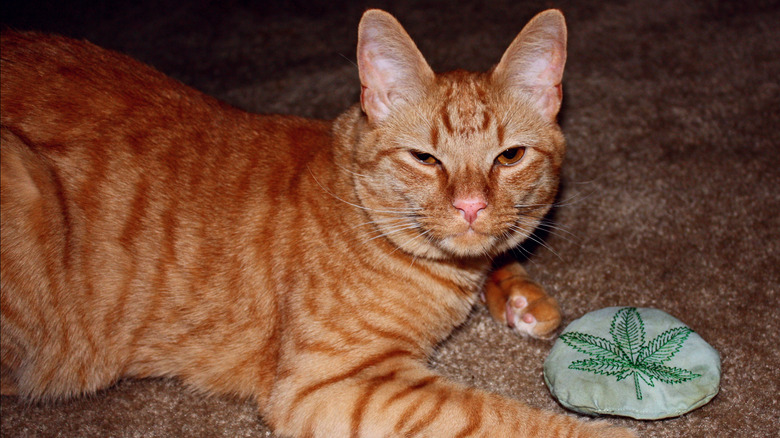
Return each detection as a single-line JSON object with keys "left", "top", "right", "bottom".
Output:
{"left": 2, "top": 0, "right": 778, "bottom": 436}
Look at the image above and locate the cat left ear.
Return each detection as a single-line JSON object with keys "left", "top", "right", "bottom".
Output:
{"left": 492, "top": 9, "right": 567, "bottom": 121}
{"left": 357, "top": 10, "right": 434, "bottom": 124}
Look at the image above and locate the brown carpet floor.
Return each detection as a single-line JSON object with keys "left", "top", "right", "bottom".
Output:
{"left": 2, "top": 0, "right": 779, "bottom": 437}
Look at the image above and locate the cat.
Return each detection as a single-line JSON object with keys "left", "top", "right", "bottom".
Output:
{"left": 0, "top": 8, "right": 634, "bottom": 438}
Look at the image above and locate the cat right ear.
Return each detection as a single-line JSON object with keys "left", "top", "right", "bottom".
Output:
{"left": 357, "top": 10, "right": 434, "bottom": 124}
{"left": 492, "top": 9, "right": 568, "bottom": 122}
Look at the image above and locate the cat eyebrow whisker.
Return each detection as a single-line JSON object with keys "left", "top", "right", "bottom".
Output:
{"left": 338, "top": 52, "right": 359, "bottom": 70}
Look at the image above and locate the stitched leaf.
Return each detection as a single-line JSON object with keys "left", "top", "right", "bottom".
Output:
{"left": 562, "top": 308, "right": 702, "bottom": 401}
{"left": 635, "top": 370, "right": 656, "bottom": 387}
{"left": 636, "top": 326, "right": 693, "bottom": 365}
{"left": 609, "top": 307, "right": 645, "bottom": 362}
{"left": 559, "top": 332, "right": 625, "bottom": 361}
{"left": 615, "top": 368, "right": 635, "bottom": 382}
{"left": 638, "top": 364, "right": 701, "bottom": 385}
{"left": 568, "top": 358, "right": 632, "bottom": 376}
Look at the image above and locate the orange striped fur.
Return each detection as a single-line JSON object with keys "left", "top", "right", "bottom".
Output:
{"left": 0, "top": 9, "right": 633, "bottom": 437}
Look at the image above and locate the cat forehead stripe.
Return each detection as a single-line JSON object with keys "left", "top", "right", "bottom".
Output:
{"left": 436, "top": 73, "right": 497, "bottom": 139}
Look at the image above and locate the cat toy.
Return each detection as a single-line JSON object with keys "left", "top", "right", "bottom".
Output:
{"left": 543, "top": 307, "right": 721, "bottom": 419}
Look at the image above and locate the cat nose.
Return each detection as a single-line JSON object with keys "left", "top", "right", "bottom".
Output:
{"left": 453, "top": 198, "right": 487, "bottom": 225}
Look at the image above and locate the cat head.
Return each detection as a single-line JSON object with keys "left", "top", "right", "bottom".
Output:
{"left": 352, "top": 9, "right": 567, "bottom": 260}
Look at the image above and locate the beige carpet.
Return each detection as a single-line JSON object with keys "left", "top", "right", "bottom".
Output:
{"left": 2, "top": 0, "right": 778, "bottom": 436}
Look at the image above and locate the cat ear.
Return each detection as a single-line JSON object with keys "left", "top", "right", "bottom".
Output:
{"left": 357, "top": 10, "right": 434, "bottom": 124}
{"left": 492, "top": 9, "right": 567, "bottom": 121}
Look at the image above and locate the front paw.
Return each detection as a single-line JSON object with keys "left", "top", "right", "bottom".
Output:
{"left": 483, "top": 267, "right": 561, "bottom": 339}
{"left": 503, "top": 283, "right": 561, "bottom": 339}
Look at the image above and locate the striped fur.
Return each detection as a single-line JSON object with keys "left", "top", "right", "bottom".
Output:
{"left": 0, "top": 9, "right": 633, "bottom": 437}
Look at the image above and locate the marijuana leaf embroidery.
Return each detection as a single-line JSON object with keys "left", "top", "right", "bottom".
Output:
{"left": 560, "top": 307, "right": 701, "bottom": 400}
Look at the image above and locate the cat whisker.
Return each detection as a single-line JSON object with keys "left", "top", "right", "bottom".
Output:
{"left": 365, "top": 221, "right": 422, "bottom": 242}
{"left": 335, "top": 162, "right": 373, "bottom": 179}
{"left": 509, "top": 241, "right": 539, "bottom": 266}
{"left": 398, "top": 228, "right": 432, "bottom": 255}
{"left": 513, "top": 189, "right": 596, "bottom": 212}
{"left": 307, "top": 165, "right": 423, "bottom": 215}
{"left": 407, "top": 229, "right": 435, "bottom": 269}
{"left": 338, "top": 52, "right": 359, "bottom": 70}
{"left": 511, "top": 215, "right": 579, "bottom": 245}
{"left": 351, "top": 214, "right": 423, "bottom": 231}
{"left": 513, "top": 202, "right": 555, "bottom": 211}
{"left": 549, "top": 190, "right": 594, "bottom": 208}
{"left": 509, "top": 224, "right": 563, "bottom": 261}
{"left": 479, "top": 239, "right": 497, "bottom": 260}
{"left": 533, "top": 219, "right": 580, "bottom": 244}
{"left": 531, "top": 189, "right": 597, "bottom": 210}
{"left": 370, "top": 227, "right": 431, "bottom": 269}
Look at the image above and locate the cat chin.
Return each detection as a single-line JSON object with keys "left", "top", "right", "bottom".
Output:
{"left": 383, "top": 231, "right": 497, "bottom": 260}
{"left": 437, "top": 232, "right": 499, "bottom": 258}
{"left": 407, "top": 225, "right": 532, "bottom": 260}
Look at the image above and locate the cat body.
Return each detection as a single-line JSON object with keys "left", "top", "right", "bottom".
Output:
{"left": 1, "top": 10, "right": 632, "bottom": 437}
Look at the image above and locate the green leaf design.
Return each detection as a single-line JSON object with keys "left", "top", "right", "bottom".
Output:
{"left": 636, "top": 326, "right": 693, "bottom": 365}
{"left": 569, "top": 358, "right": 632, "bottom": 376}
{"left": 610, "top": 307, "right": 645, "bottom": 362}
{"left": 640, "top": 364, "right": 701, "bottom": 385}
{"left": 559, "top": 332, "right": 625, "bottom": 361}
{"left": 562, "top": 307, "right": 701, "bottom": 400}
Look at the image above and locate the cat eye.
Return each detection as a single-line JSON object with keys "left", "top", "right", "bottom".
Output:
{"left": 495, "top": 146, "right": 526, "bottom": 166}
{"left": 410, "top": 150, "right": 439, "bottom": 165}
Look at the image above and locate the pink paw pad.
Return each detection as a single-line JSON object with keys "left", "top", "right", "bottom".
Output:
{"left": 511, "top": 296, "right": 528, "bottom": 309}
{"left": 506, "top": 296, "right": 533, "bottom": 329}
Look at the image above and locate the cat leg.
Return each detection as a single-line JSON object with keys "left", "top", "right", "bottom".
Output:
{"left": 483, "top": 261, "right": 561, "bottom": 338}
{"left": 267, "top": 355, "right": 634, "bottom": 437}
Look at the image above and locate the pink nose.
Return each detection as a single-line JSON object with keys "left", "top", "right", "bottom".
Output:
{"left": 453, "top": 198, "right": 487, "bottom": 225}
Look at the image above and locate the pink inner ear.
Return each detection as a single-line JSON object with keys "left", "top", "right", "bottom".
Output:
{"left": 531, "top": 49, "right": 565, "bottom": 120}
{"left": 493, "top": 10, "right": 567, "bottom": 121}
{"left": 361, "top": 87, "right": 388, "bottom": 124}
{"left": 536, "top": 84, "right": 563, "bottom": 121}
{"left": 358, "top": 52, "right": 394, "bottom": 123}
{"left": 357, "top": 11, "right": 434, "bottom": 124}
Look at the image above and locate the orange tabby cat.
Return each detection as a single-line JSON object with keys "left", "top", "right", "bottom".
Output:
{"left": 0, "top": 9, "right": 633, "bottom": 437}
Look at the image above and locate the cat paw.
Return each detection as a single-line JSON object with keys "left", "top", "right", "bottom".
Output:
{"left": 503, "top": 285, "right": 561, "bottom": 339}
{"left": 483, "top": 266, "right": 561, "bottom": 339}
